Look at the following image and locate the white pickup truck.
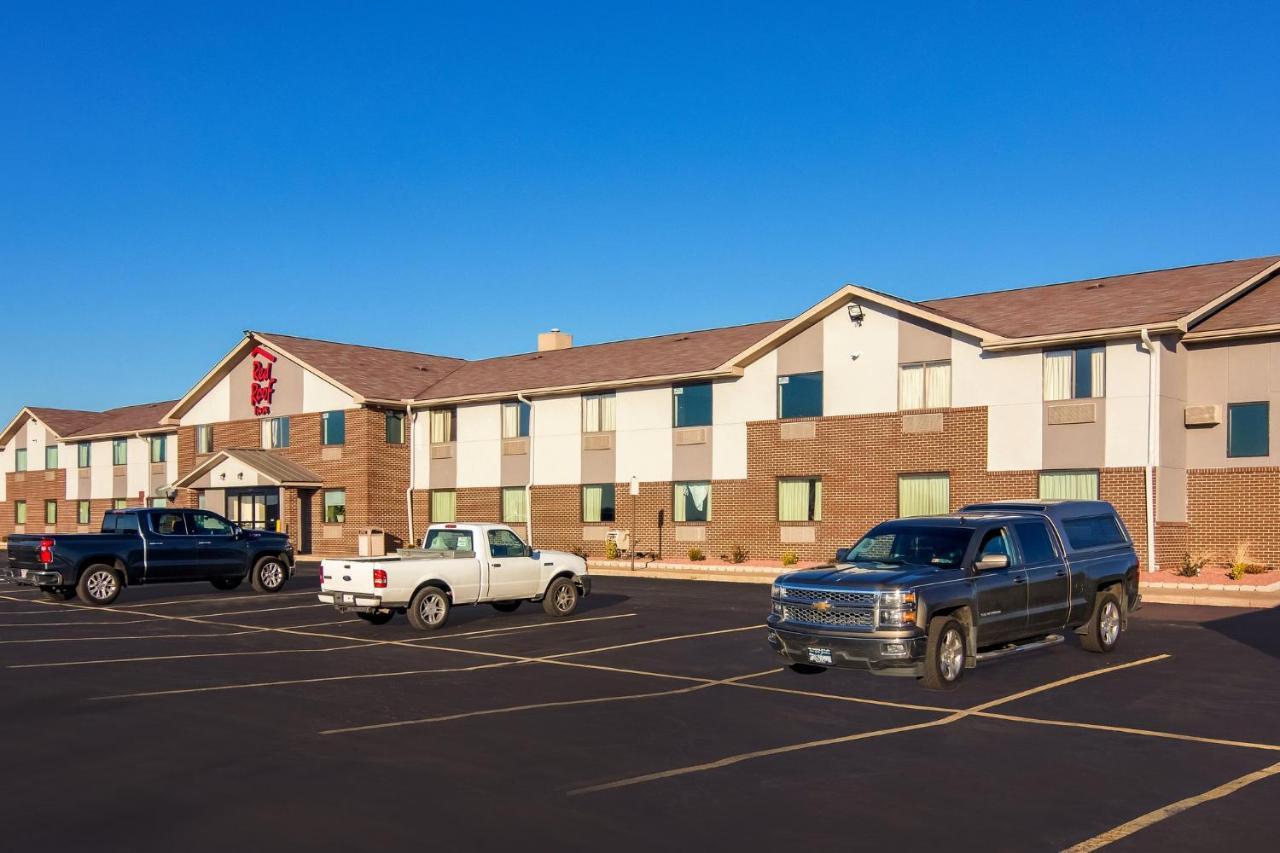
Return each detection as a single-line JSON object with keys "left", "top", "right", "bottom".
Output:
{"left": 317, "top": 523, "right": 591, "bottom": 631}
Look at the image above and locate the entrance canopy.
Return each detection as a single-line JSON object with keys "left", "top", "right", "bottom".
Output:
{"left": 173, "top": 448, "right": 324, "bottom": 490}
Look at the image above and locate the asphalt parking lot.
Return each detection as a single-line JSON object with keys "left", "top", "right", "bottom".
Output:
{"left": 2, "top": 564, "right": 1279, "bottom": 852}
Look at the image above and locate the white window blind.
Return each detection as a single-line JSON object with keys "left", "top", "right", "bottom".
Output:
{"left": 1039, "top": 470, "right": 1099, "bottom": 500}
{"left": 430, "top": 409, "right": 454, "bottom": 444}
{"left": 899, "top": 474, "right": 950, "bottom": 517}
{"left": 502, "top": 487, "right": 528, "bottom": 523}
{"left": 430, "top": 490, "right": 456, "bottom": 522}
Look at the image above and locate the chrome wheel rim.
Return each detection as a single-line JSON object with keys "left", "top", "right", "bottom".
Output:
{"left": 419, "top": 593, "right": 447, "bottom": 624}
{"left": 1100, "top": 601, "right": 1121, "bottom": 646}
{"left": 555, "top": 584, "right": 575, "bottom": 612}
{"left": 939, "top": 628, "right": 964, "bottom": 681}
{"left": 259, "top": 561, "right": 283, "bottom": 589}
{"left": 86, "top": 571, "right": 117, "bottom": 601}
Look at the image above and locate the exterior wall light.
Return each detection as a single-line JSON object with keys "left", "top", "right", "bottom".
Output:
{"left": 847, "top": 303, "right": 866, "bottom": 326}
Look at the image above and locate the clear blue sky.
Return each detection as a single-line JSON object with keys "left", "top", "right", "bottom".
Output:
{"left": 3, "top": 2, "right": 1278, "bottom": 417}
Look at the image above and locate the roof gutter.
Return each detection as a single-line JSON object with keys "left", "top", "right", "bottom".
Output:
{"left": 403, "top": 401, "right": 417, "bottom": 548}
{"left": 980, "top": 321, "right": 1185, "bottom": 353}
{"left": 1139, "top": 329, "right": 1159, "bottom": 574}
{"left": 517, "top": 392, "right": 534, "bottom": 547}
{"left": 1182, "top": 322, "right": 1280, "bottom": 343}
{"left": 408, "top": 367, "right": 740, "bottom": 410}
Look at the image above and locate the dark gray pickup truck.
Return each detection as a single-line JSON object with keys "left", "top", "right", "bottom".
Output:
{"left": 767, "top": 500, "right": 1140, "bottom": 689}
{"left": 4, "top": 507, "right": 294, "bottom": 605}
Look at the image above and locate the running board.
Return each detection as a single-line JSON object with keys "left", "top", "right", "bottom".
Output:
{"left": 976, "top": 634, "right": 1065, "bottom": 663}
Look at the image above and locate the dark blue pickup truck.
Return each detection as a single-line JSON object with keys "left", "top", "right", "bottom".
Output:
{"left": 4, "top": 507, "right": 294, "bottom": 605}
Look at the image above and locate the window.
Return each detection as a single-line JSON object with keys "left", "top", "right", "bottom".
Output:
{"left": 502, "top": 400, "right": 531, "bottom": 439}
{"left": 582, "top": 392, "right": 616, "bottom": 433}
{"left": 430, "top": 408, "right": 456, "bottom": 443}
{"left": 45, "top": 500, "right": 57, "bottom": 524}
{"left": 1039, "top": 470, "right": 1099, "bottom": 500}
{"left": 1227, "top": 402, "right": 1269, "bottom": 458}
{"left": 196, "top": 424, "right": 214, "bottom": 454}
{"left": 15, "top": 501, "right": 26, "bottom": 525}
{"left": 488, "top": 528, "right": 529, "bottom": 558}
{"left": 778, "top": 372, "right": 823, "bottom": 419}
{"left": 976, "top": 528, "right": 1013, "bottom": 563}
{"left": 898, "top": 473, "right": 950, "bottom": 517}
{"left": 848, "top": 526, "right": 970, "bottom": 568}
{"left": 268, "top": 417, "right": 290, "bottom": 449}
{"left": 1014, "top": 521, "right": 1059, "bottom": 564}
{"left": 190, "top": 511, "right": 233, "bottom": 535}
{"left": 424, "top": 528, "right": 473, "bottom": 552}
{"left": 430, "top": 490, "right": 456, "bottom": 522}
{"left": 583, "top": 484, "right": 616, "bottom": 523}
{"left": 148, "top": 498, "right": 168, "bottom": 508}
{"left": 502, "top": 486, "right": 528, "bottom": 523}
{"left": 150, "top": 436, "right": 167, "bottom": 463}
{"left": 105, "top": 512, "right": 139, "bottom": 533}
{"left": 77, "top": 500, "right": 90, "bottom": 525}
{"left": 1044, "top": 346, "right": 1105, "bottom": 400}
{"left": 14, "top": 448, "right": 26, "bottom": 472}
{"left": 673, "top": 383, "right": 713, "bottom": 428}
{"left": 112, "top": 498, "right": 127, "bottom": 510}
{"left": 778, "top": 478, "right": 822, "bottom": 522}
{"left": 385, "top": 411, "right": 404, "bottom": 445}
{"left": 197, "top": 492, "right": 207, "bottom": 510}
{"left": 45, "top": 445, "right": 59, "bottom": 469}
{"left": 323, "top": 490, "right": 346, "bottom": 524}
{"left": 77, "top": 443, "right": 91, "bottom": 468}
{"left": 1062, "top": 515, "right": 1127, "bottom": 550}
{"left": 321, "top": 411, "right": 346, "bottom": 445}
{"left": 112, "top": 438, "right": 127, "bottom": 466}
{"left": 151, "top": 511, "right": 187, "bottom": 535}
{"left": 673, "top": 481, "right": 711, "bottom": 522}
{"left": 899, "top": 361, "right": 952, "bottom": 410}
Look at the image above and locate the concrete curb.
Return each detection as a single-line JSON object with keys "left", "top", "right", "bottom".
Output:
{"left": 1140, "top": 588, "right": 1280, "bottom": 608}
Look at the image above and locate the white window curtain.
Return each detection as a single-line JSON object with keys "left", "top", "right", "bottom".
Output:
{"left": 1043, "top": 351, "right": 1072, "bottom": 401}
{"left": 778, "top": 478, "right": 821, "bottom": 522}
{"left": 583, "top": 485, "right": 604, "bottom": 522}
{"left": 898, "top": 364, "right": 925, "bottom": 410}
{"left": 502, "top": 402, "right": 521, "bottom": 439}
{"left": 502, "top": 487, "right": 528, "bottom": 523}
{"left": 1089, "top": 347, "right": 1106, "bottom": 397}
{"left": 431, "top": 490, "right": 456, "bottom": 522}
{"left": 430, "top": 409, "right": 453, "bottom": 444}
{"left": 582, "top": 393, "right": 616, "bottom": 432}
{"left": 925, "top": 362, "right": 951, "bottom": 407}
{"left": 899, "top": 474, "right": 949, "bottom": 517}
{"left": 1039, "top": 470, "right": 1099, "bottom": 500}
{"left": 674, "top": 482, "right": 711, "bottom": 522}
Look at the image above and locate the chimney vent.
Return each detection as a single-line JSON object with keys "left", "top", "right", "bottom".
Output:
{"left": 537, "top": 328, "right": 573, "bottom": 352}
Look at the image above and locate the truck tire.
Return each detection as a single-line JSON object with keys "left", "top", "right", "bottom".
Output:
{"left": 40, "top": 586, "right": 76, "bottom": 601}
{"left": 250, "top": 556, "right": 288, "bottom": 594}
{"left": 491, "top": 600, "right": 521, "bottom": 613}
{"left": 407, "top": 586, "right": 450, "bottom": 631}
{"left": 76, "top": 565, "right": 122, "bottom": 606}
{"left": 210, "top": 577, "right": 243, "bottom": 591}
{"left": 357, "top": 611, "right": 394, "bottom": 625}
{"left": 921, "top": 615, "right": 966, "bottom": 690}
{"left": 542, "top": 577, "right": 579, "bottom": 617}
{"left": 1081, "top": 590, "right": 1123, "bottom": 653}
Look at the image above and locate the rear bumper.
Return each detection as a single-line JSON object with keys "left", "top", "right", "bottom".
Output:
{"left": 767, "top": 623, "right": 927, "bottom": 676}
{"left": 317, "top": 591, "right": 393, "bottom": 613}
{"left": 2, "top": 567, "right": 64, "bottom": 587}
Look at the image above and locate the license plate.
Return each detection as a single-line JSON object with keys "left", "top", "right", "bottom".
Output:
{"left": 807, "top": 647, "right": 834, "bottom": 665}
{"left": 20, "top": 569, "right": 29, "bottom": 579}
{"left": 341, "top": 593, "right": 355, "bottom": 604}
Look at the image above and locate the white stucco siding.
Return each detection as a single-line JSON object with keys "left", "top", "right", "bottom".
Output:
{"left": 823, "top": 301, "right": 899, "bottom": 416}
{"left": 954, "top": 339, "right": 1044, "bottom": 471}
{"left": 126, "top": 437, "right": 149, "bottom": 497}
{"left": 615, "top": 386, "right": 673, "bottom": 483}
{"left": 455, "top": 403, "right": 502, "bottom": 488}
{"left": 181, "top": 373, "right": 231, "bottom": 426}
{"left": 0, "top": 437, "right": 10, "bottom": 502}
{"left": 89, "top": 440, "right": 113, "bottom": 499}
{"left": 711, "top": 353, "right": 776, "bottom": 480}
{"left": 532, "top": 396, "right": 581, "bottom": 486}
{"left": 1105, "top": 340, "right": 1153, "bottom": 468}
{"left": 302, "top": 370, "right": 357, "bottom": 413}
{"left": 411, "top": 411, "right": 431, "bottom": 489}
{"left": 26, "top": 423, "right": 48, "bottom": 472}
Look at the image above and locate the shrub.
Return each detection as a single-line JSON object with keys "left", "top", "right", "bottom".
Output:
{"left": 730, "top": 545, "right": 749, "bottom": 564}
{"left": 1229, "top": 542, "right": 1264, "bottom": 579}
{"left": 781, "top": 550, "right": 799, "bottom": 567}
{"left": 604, "top": 539, "right": 619, "bottom": 560}
{"left": 688, "top": 547, "right": 706, "bottom": 562}
{"left": 1178, "top": 551, "right": 1209, "bottom": 578}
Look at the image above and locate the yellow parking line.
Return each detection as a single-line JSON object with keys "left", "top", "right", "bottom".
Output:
{"left": 177, "top": 603, "right": 328, "bottom": 618}
{"left": 0, "top": 629, "right": 266, "bottom": 645}
{"left": 980, "top": 711, "right": 1280, "bottom": 754}
{"left": 728, "top": 680, "right": 955, "bottom": 714}
{"left": 400, "top": 612, "right": 637, "bottom": 642}
{"left": 10, "top": 642, "right": 377, "bottom": 668}
{"left": 964, "top": 654, "right": 1171, "bottom": 713}
{"left": 122, "top": 591, "right": 321, "bottom": 607}
{"left": 1062, "top": 760, "right": 1280, "bottom": 852}
{"left": 0, "top": 618, "right": 164, "bottom": 627}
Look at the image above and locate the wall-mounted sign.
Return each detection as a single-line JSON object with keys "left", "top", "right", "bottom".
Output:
{"left": 250, "top": 346, "right": 278, "bottom": 416}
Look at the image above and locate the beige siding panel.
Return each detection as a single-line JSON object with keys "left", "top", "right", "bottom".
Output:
{"left": 672, "top": 440, "right": 713, "bottom": 481}
{"left": 500, "top": 450, "right": 530, "bottom": 487}
{"left": 897, "top": 315, "right": 952, "bottom": 364}
{"left": 776, "top": 322, "right": 824, "bottom": 376}
{"left": 1043, "top": 399, "right": 1106, "bottom": 469}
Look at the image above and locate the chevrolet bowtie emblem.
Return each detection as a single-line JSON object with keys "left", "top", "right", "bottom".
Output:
{"left": 813, "top": 600, "right": 832, "bottom": 612}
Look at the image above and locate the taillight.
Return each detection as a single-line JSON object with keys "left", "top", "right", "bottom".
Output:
{"left": 37, "top": 538, "right": 54, "bottom": 565}
{"left": 373, "top": 569, "right": 388, "bottom": 589}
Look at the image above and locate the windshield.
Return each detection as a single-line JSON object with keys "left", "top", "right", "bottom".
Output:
{"left": 422, "top": 529, "right": 474, "bottom": 553}
{"left": 845, "top": 526, "right": 972, "bottom": 569}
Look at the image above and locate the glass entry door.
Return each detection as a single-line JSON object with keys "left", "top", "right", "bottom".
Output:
{"left": 226, "top": 488, "right": 281, "bottom": 531}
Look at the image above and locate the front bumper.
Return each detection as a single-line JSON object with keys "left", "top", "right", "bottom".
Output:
{"left": 578, "top": 575, "right": 592, "bottom": 596}
{"left": 2, "top": 567, "right": 64, "bottom": 587}
{"left": 767, "top": 622, "right": 927, "bottom": 676}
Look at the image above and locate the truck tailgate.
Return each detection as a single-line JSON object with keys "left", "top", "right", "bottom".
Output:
{"left": 320, "top": 556, "right": 400, "bottom": 596}
{"left": 5, "top": 536, "right": 45, "bottom": 574}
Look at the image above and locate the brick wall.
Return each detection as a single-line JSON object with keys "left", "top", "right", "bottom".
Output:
{"left": 1186, "top": 468, "right": 1280, "bottom": 569}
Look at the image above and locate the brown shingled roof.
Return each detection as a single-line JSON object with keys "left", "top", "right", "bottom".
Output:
{"left": 921, "top": 256, "right": 1280, "bottom": 339}
{"left": 257, "top": 332, "right": 465, "bottom": 401}
{"left": 66, "top": 400, "right": 178, "bottom": 438}
{"left": 26, "top": 407, "right": 105, "bottom": 438}
{"left": 1192, "top": 272, "right": 1280, "bottom": 333}
{"left": 415, "top": 320, "right": 788, "bottom": 401}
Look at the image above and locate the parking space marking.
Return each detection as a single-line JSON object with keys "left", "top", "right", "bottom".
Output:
{"left": 278, "top": 619, "right": 361, "bottom": 629}
{"left": 320, "top": 668, "right": 783, "bottom": 735}
{"left": 114, "top": 591, "right": 321, "bottom": 607}
{"left": 567, "top": 655, "right": 1171, "bottom": 796}
{"left": 979, "top": 711, "right": 1280, "bottom": 754}
{"left": 10, "top": 641, "right": 379, "bottom": 668}
{"left": 0, "top": 618, "right": 167, "bottom": 627}
{"left": 0, "top": 629, "right": 266, "bottom": 645}
{"left": 172, "top": 603, "right": 328, "bottom": 618}
{"left": 727, "top": 680, "right": 956, "bottom": 714}
{"left": 398, "top": 612, "right": 637, "bottom": 642}
{"left": 1062, "top": 759, "right": 1280, "bottom": 852}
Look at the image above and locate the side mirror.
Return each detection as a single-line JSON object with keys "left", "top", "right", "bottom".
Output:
{"left": 975, "top": 554, "right": 1009, "bottom": 571}
{"left": 232, "top": 524, "right": 244, "bottom": 539}
{"left": 530, "top": 549, "right": 540, "bottom": 559}
{"left": 835, "top": 547, "right": 851, "bottom": 563}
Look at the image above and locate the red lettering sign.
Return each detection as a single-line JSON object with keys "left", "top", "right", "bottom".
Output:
{"left": 250, "top": 346, "right": 278, "bottom": 416}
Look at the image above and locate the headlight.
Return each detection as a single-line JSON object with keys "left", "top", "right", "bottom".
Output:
{"left": 878, "top": 591, "right": 917, "bottom": 627}
{"left": 771, "top": 583, "right": 783, "bottom": 599}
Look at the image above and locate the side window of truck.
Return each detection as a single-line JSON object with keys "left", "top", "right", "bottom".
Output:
{"left": 1013, "top": 521, "right": 1059, "bottom": 564}
{"left": 190, "top": 512, "right": 233, "bottom": 535}
{"left": 976, "top": 528, "right": 1014, "bottom": 563}
{"left": 1061, "top": 515, "right": 1126, "bottom": 550}
{"left": 487, "top": 529, "right": 528, "bottom": 559}
{"left": 114, "top": 514, "right": 139, "bottom": 533}
{"left": 152, "top": 512, "right": 189, "bottom": 536}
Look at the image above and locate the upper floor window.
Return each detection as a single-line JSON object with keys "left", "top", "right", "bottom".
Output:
{"left": 778, "top": 372, "right": 823, "bottom": 419}
{"left": 1039, "top": 469, "right": 1099, "bottom": 500}
{"left": 582, "top": 392, "right": 616, "bottom": 433}
{"left": 267, "top": 417, "right": 290, "bottom": 449}
{"left": 1044, "top": 346, "right": 1105, "bottom": 401}
{"left": 502, "top": 400, "right": 531, "bottom": 439}
{"left": 112, "top": 438, "right": 128, "bottom": 466}
{"left": 321, "top": 410, "right": 346, "bottom": 446}
{"left": 1227, "top": 402, "right": 1269, "bottom": 458}
{"left": 45, "top": 445, "right": 59, "bottom": 469}
{"left": 150, "top": 436, "right": 167, "bottom": 464}
{"left": 14, "top": 448, "right": 26, "bottom": 472}
{"left": 77, "top": 442, "right": 91, "bottom": 468}
{"left": 899, "top": 361, "right": 951, "bottom": 410}
{"left": 778, "top": 477, "right": 822, "bottom": 522}
{"left": 385, "top": 411, "right": 405, "bottom": 445}
{"left": 430, "top": 408, "right": 456, "bottom": 444}
{"left": 673, "top": 383, "right": 713, "bottom": 428}
{"left": 196, "top": 424, "right": 214, "bottom": 454}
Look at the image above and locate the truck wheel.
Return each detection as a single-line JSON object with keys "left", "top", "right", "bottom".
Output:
{"left": 542, "top": 577, "right": 579, "bottom": 617}
{"left": 491, "top": 600, "right": 521, "bottom": 613}
{"left": 77, "top": 565, "right": 122, "bottom": 606}
{"left": 251, "top": 557, "right": 287, "bottom": 594}
{"left": 921, "top": 616, "right": 966, "bottom": 690}
{"left": 210, "top": 577, "right": 243, "bottom": 591}
{"left": 40, "top": 586, "right": 76, "bottom": 601}
{"left": 358, "top": 611, "right": 394, "bottom": 625}
{"left": 407, "top": 586, "right": 450, "bottom": 631}
{"left": 1081, "top": 590, "right": 1123, "bottom": 653}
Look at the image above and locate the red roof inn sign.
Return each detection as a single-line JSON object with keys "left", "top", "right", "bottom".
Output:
{"left": 250, "top": 346, "right": 278, "bottom": 416}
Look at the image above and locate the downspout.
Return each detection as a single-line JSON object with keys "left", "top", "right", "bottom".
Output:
{"left": 404, "top": 403, "right": 416, "bottom": 548}
{"left": 1139, "top": 329, "right": 1159, "bottom": 573}
{"left": 517, "top": 392, "right": 534, "bottom": 546}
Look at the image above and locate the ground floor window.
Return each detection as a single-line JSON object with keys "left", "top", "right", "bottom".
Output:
{"left": 898, "top": 473, "right": 949, "bottom": 517}
{"left": 674, "top": 481, "right": 711, "bottom": 522}
{"left": 778, "top": 477, "right": 822, "bottom": 521}
{"left": 45, "top": 500, "right": 57, "bottom": 524}
{"left": 431, "top": 490, "right": 456, "bottom": 522}
{"left": 582, "top": 484, "right": 616, "bottom": 523}
{"left": 323, "top": 489, "right": 346, "bottom": 524}
{"left": 78, "top": 500, "right": 90, "bottom": 525}
{"left": 15, "top": 501, "right": 26, "bottom": 524}
{"left": 112, "top": 498, "right": 127, "bottom": 510}
{"left": 1039, "top": 470, "right": 1099, "bottom": 500}
{"left": 502, "top": 487, "right": 528, "bottom": 523}
{"left": 148, "top": 498, "right": 168, "bottom": 508}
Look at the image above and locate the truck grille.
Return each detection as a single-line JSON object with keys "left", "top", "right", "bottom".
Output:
{"left": 781, "top": 605, "right": 874, "bottom": 628}
{"left": 780, "top": 588, "right": 877, "bottom": 607}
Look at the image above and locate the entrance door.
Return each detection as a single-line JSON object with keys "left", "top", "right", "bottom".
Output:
{"left": 227, "top": 488, "right": 281, "bottom": 532}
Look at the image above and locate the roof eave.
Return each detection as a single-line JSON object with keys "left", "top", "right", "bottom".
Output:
{"left": 1179, "top": 258, "right": 1280, "bottom": 329}
{"left": 65, "top": 425, "right": 177, "bottom": 442}
{"left": 979, "top": 321, "right": 1185, "bottom": 352}
{"left": 410, "top": 367, "right": 743, "bottom": 408}
{"left": 1182, "top": 323, "right": 1280, "bottom": 344}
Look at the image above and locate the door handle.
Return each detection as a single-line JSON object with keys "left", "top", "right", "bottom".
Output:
{"left": 1013, "top": 575, "right": 1026, "bottom": 584}
{"left": 1055, "top": 570, "right": 1067, "bottom": 577}
{"left": 148, "top": 541, "right": 164, "bottom": 546}
{"left": 198, "top": 541, "right": 211, "bottom": 546}
{"left": 491, "top": 562, "right": 503, "bottom": 568}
